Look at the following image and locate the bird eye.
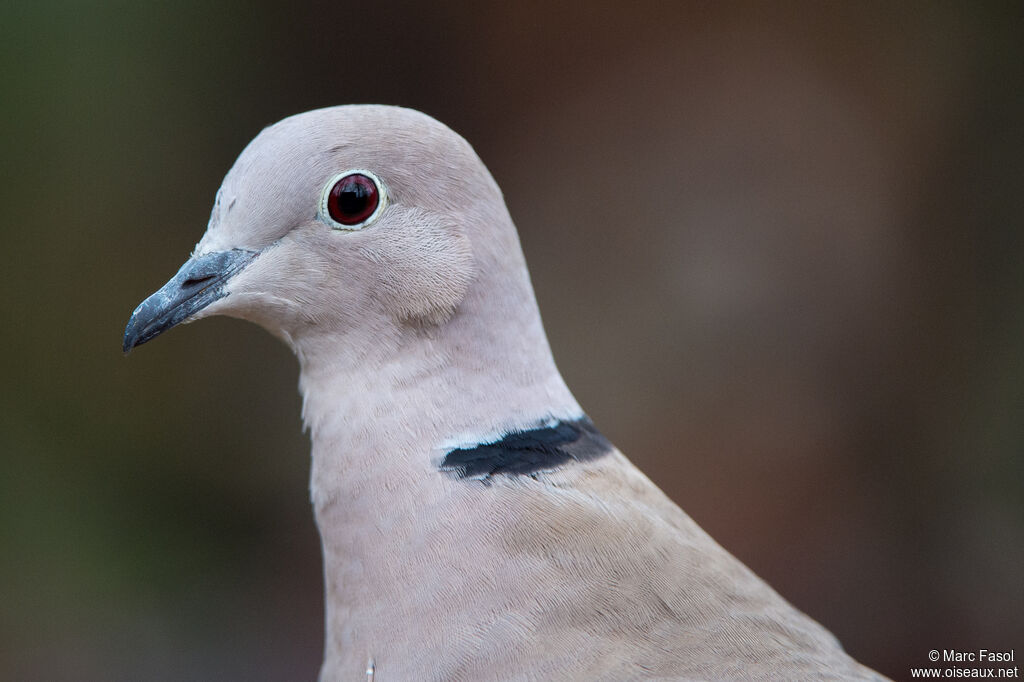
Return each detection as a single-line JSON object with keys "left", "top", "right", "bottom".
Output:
{"left": 320, "top": 170, "right": 385, "bottom": 229}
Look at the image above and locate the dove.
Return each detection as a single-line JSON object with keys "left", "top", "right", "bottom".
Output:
{"left": 124, "top": 105, "right": 885, "bottom": 681}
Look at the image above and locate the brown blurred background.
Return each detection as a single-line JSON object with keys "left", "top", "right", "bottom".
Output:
{"left": 2, "top": 2, "right": 1022, "bottom": 680}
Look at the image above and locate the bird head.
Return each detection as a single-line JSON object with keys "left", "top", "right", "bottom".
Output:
{"left": 123, "top": 105, "right": 523, "bottom": 354}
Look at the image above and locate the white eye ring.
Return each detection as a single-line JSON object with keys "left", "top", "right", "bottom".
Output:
{"left": 319, "top": 169, "right": 387, "bottom": 230}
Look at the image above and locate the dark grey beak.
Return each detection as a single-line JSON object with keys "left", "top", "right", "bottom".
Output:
{"left": 123, "top": 248, "right": 259, "bottom": 352}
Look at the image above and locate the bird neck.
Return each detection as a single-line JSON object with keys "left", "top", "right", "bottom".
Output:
{"left": 301, "top": 335, "right": 579, "bottom": 470}
{"left": 292, "top": 280, "right": 581, "bottom": 671}
{"left": 297, "top": 325, "right": 580, "bottom": 506}
{"left": 292, "top": 266, "right": 582, "bottom": 505}
{"left": 294, "top": 253, "right": 581, "bottom": 472}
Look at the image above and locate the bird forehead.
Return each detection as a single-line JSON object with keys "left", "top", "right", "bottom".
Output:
{"left": 201, "top": 159, "right": 317, "bottom": 252}
{"left": 200, "top": 124, "right": 354, "bottom": 250}
{"left": 198, "top": 105, "right": 484, "bottom": 252}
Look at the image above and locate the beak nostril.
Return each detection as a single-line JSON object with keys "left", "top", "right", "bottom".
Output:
{"left": 183, "top": 274, "right": 216, "bottom": 287}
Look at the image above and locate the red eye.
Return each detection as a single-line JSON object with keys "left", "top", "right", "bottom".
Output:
{"left": 326, "top": 173, "right": 380, "bottom": 225}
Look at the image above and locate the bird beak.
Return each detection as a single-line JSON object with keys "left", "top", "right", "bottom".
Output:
{"left": 123, "top": 248, "right": 259, "bottom": 352}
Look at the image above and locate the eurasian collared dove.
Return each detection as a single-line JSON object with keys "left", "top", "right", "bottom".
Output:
{"left": 123, "top": 105, "right": 886, "bottom": 681}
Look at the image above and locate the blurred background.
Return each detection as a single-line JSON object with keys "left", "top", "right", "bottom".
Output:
{"left": 2, "top": 1, "right": 1022, "bottom": 679}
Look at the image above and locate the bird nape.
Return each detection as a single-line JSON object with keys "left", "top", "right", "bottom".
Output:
{"left": 124, "top": 105, "right": 886, "bottom": 681}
